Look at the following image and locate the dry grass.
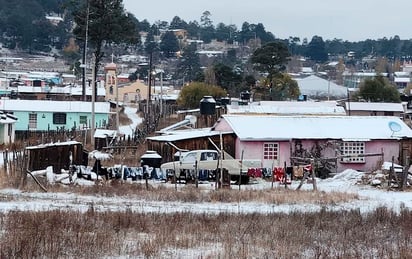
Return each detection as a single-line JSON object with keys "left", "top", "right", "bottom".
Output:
{"left": 0, "top": 162, "right": 410, "bottom": 258}
{"left": 0, "top": 207, "right": 410, "bottom": 258}
{"left": 37, "top": 182, "right": 359, "bottom": 205}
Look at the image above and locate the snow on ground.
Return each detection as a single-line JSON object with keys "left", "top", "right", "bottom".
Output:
{"left": 118, "top": 105, "right": 143, "bottom": 138}
{"left": 0, "top": 169, "right": 410, "bottom": 215}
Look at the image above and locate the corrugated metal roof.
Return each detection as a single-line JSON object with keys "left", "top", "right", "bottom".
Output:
{"left": 295, "top": 75, "right": 348, "bottom": 97}
{"left": 227, "top": 101, "right": 346, "bottom": 115}
{"left": 0, "top": 100, "right": 110, "bottom": 113}
{"left": 147, "top": 129, "right": 233, "bottom": 142}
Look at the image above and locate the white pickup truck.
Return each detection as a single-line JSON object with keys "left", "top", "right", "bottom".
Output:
{"left": 160, "top": 149, "right": 261, "bottom": 184}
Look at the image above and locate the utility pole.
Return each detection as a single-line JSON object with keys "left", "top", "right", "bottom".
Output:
{"left": 146, "top": 51, "right": 153, "bottom": 131}
{"left": 91, "top": 56, "right": 95, "bottom": 149}
{"left": 347, "top": 88, "right": 351, "bottom": 116}
{"left": 82, "top": 0, "right": 90, "bottom": 102}
{"left": 115, "top": 70, "right": 119, "bottom": 133}
{"left": 160, "top": 65, "right": 163, "bottom": 115}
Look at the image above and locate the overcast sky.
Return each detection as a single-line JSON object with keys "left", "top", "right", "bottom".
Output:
{"left": 123, "top": 0, "right": 412, "bottom": 42}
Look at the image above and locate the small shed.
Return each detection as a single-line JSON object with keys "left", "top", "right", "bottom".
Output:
{"left": 26, "top": 141, "right": 86, "bottom": 173}
{"left": 94, "top": 129, "right": 117, "bottom": 150}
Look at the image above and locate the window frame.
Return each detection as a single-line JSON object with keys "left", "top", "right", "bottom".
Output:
{"left": 263, "top": 142, "right": 279, "bottom": 160}
{"left": 79, "top": 115, "right": 87, "bottom": 125}
{"left": 340, "top": 141, "right": 366, "bottom": 163}
{"left": 53, "top": 112, "right": 67, "bottom": 125}
{"left": 28, "top": 113, "right": 37, "bottom": 130}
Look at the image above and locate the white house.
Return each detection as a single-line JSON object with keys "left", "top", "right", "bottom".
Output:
{"left": 0, "top": 111, "right": 17, "bottom": 144}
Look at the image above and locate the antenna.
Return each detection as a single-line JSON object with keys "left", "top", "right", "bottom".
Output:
{"left": 388, "top": 121, "right": 402, "bottom": 137}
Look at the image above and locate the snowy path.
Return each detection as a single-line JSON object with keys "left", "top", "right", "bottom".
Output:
{"left": 118, "top": 106, "right": 143, "bottom": 137}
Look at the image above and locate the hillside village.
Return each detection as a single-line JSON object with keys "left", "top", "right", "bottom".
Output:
{"left": 0, "top": 2, "right": 412, "bottom": 258}
{"left": 0, "top": 0, "right": 411, "bottom": 194}
{"left": 0, "top": 44, "right": 412, "bottom": 189}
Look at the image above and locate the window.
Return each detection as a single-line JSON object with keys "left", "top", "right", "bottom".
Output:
{"left": 340, "top": 142, "right": 365, "bottom": 163}
{"left": 79, "top": 115, "right": 87, "bottom": 125}
{"left": 7, "top": 124, "right": 12, "bottom": 136}
{"left": 183, "top": 152, "right": 197, "bottom": 163}
{"left": 384, "top": 111, "right": 394, "bottom": 116}
{"left": 200, "top": 151, "right": 218, "bottom": 161}
{"left": 53, "top": 113, "right": 66, "bottom": 125}
{"left": 263, "top": 143, "right": 279, "bottom": 160}
{"left": 29, "top": 113, "right": 37, "bottom": 130}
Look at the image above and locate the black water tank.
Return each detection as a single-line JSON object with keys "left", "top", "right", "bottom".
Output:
{"left": 240, "top": 91, "right": 250, "bottom": 101}
{"left": 200, "top": 96, "right": 216, "bottom": 115}
{"left": 140, "top": 150, "right": 162, "bottom": 168}
{"left": 220, "top": 96, "right": 230, "bottom": 106}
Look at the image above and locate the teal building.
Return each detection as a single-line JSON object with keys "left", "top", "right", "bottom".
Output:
{"left": 0, "top": 99, "right": 111, "bottom": 131}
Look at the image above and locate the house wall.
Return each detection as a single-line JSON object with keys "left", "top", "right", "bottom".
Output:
{"left": 14, "top": 111, "right": 109, "bottom": 131}
{"left": 338, "top": 140, "right": 399, "bottom": 172}
{"left": 233, "top": 138, "right": 401, "bottom": 173}
{"left": 292, "top": 139, "right": 395, "bottom": 172}
{"left": 348, "top": 110, "right": 402, "bottom": 117}
{"left": 236, "top": 140, "right": 291, "bottom": 168}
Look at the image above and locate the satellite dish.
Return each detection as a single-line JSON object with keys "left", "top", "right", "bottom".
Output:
{"left": 388, "top": 121, "right": 402, "bottom": 136}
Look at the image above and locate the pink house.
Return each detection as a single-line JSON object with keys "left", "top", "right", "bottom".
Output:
{"left": 212, "top": 115, "right": 412, "bottom": 174}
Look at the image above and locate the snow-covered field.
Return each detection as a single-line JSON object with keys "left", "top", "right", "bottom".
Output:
{"left": 0, "top": 169, "right": 410, "bottom": 215}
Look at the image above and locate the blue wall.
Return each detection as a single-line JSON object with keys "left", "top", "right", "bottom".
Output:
{"left": 14, "top": 111, "right": 110, "bottom": 131}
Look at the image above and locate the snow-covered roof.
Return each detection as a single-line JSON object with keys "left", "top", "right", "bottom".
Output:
{"left": 345, "top": 102, "right": 405, "bottom": 112}
{"left": 394, "top": 77, "right": 410, "bottom": 83}
{"left": 221, "top": 115, "right": 412, "bottom": 141}
{"left": 94, "top": 129, "right": 117, "bottom": 139}
{"left": 0, "top": 111, "right": 17, "bottom": 124}
{"left": 0, "top": 100, "right": 111, "bottom": 114}
{"left": 394, "top": 71, "right": 410, "bottom": 77}
{"left": 197, "top": 50, "right": 223, "bottom": 54}
{"left": 342, "top": 72, "right": 388, "bottom": 77}
{"left": 16, "top": 85, "right": 106, "bottom": 96}
{"left": 147, "top": 128, "right": 233, "bottom": 142}
{"left": 45, "top": 16, "right": 63, "bottom": 22}
{"left": 295, "top": 75, "right": 348, "bottom": 98}
{"left": 141, "top": 150, "right": 162, "bottom": 159}
{"left": 25, "top": 141, "right": 81, "bottom": 150}
{"left": 227, "top": 101, "right": 346, "bottom": 115}
{"left": 301, "top": 67, "right": 313, "bottom": 73}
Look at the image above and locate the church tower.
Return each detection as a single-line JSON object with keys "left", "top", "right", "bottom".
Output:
{"left": 104, "top": 62, "right": 117, "bottom": 102}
